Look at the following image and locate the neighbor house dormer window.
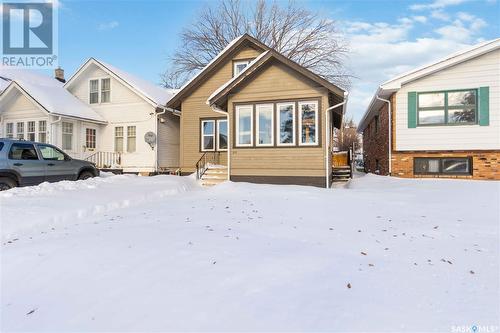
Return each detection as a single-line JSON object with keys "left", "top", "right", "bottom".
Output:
{"left": 89, "top": 78, "right": 111, "bottom": 104}
{"left": 233, "top": 59, "right": 253, "bottom": 77}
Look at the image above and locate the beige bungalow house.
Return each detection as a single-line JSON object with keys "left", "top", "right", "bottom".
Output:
{"left": 167, "top": 34, "right": 347, "bottom": 187}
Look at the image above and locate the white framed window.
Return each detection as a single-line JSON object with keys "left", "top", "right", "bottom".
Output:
{"left": 6, "top": 123, "right": 14, "bottom": 138}
{"left": 62, "top": 122, "right": 73, "bottom": 150}
{"left": 127, "top": 126, "right": 136, "bottom": 153}
{"left": 86, "top": 128, "right": 96, "bottom": 149}
{"left": 89, "top": 79, "right": 99, "bottom": 104}
{"left": 233, "top": 60, "right": 252, "bottom": 77}
{"left": 217, "top": 119, "right": 228, "bottom": 151}
{"left": 115, "top": 127, "right": 124, "bottom": 152}
{"left": 256, "top": 104, "right": 273, "bottom": 146}
{"left": 201, "top": 120, "right": 215, "bottom": 151}
{"left": 38, "top": 121, "right": 47, "bottom": 143}
{"left": 277, "top": 102, "right": 295, "bottom": 146}
{"left": 298, "top": 101, "right": 318, "bottom": 146}
{"left": 27, "top": 121, "right": 36, "bottom": 141}
{"left": 16, "top": 122, "right": 24, "bottom": 140}
{"left": 101, "top": 78, "right": 111, "bottom": 103}
{"left": 235, "top": 105, "right": 253, "bottom": 147}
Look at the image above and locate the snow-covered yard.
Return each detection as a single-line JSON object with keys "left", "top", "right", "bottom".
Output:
{"left": 1, "top": 174, "right": 499, "bottom": 332}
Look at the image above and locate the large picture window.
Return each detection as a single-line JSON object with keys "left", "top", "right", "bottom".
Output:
{"left": 299, "top": 101, "right": 318, "bottom": 145}
{"left": 62, "top": 122, "right": 73, "bottom": 150}
{"left": 277, "top": 102, "right": 295, "bottom": 146}
{"left": 414, "top": 157, "right": 471, "bottom": 175}
{"left": 235, "top": 105, "right": 253, "bottom": 147}
{"left": 201, "top": 120, "right": 215, "bottom": 151}
{"left": 256, "top": 104, "right": 273, "bottom": 146}
{"left": 417, "top": 90, "right": 476, "bottom": 126}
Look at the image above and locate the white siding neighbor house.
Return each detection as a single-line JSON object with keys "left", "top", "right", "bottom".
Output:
{"left": 358, "top": 38, "right": 499, "bottom": 180}
{"left": 0, "top": 60, "right": 180, "bottom": 174}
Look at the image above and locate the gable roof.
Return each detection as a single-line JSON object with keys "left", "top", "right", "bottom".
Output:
{"left": 207, "top": 49, "right": 346, "bottom": 109}
{"left": 358, "top": 37, "right": 500, "bottom": 132}
{"left": 65, "top": 58, "right": 177, "bottom": 108}
{"left": 166, "top": 34, "right": 269, "bottom": 109}
{"left": 0, "top": 67, "right": 106, "bottom": 123}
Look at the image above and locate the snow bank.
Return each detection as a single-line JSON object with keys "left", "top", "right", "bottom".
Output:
{"left": 0, "top": 174, "right": 199, "bottom": 241}
{"left": 1, "top": 174, "right": 499, "bottom": 332}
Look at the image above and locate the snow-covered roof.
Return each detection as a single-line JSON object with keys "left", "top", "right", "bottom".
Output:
{"left": 207, "top": 50, "right": 270, "bottom": 104}
{"left": 65, "top": 58, "right": 177, "bottom": 108}
{"left": 358, "top": 38, "right": 500, "bottom": 132}
{"left": 167, "top": 34, "right": 270, "bottom": 109}
{"left": 0, "top": 67, "right": 106, "bottom": 123}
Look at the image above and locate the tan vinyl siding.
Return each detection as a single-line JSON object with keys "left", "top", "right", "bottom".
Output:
{"left": 228, "top": 61, "right": 329, "bottom": 178}
{"left": 180, "top": 46, "right": 261, "bottom": 172}
{"left": 158, "top": 111, "right": 180, "bottom": 169}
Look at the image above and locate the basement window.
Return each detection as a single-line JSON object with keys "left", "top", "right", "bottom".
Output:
{"left": 414, "top": 157, "right": 471, "bottom": 175}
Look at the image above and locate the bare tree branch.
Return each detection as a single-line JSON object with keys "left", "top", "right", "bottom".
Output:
{"left": 161, "top": 0, "right": 351, "bottom": 89}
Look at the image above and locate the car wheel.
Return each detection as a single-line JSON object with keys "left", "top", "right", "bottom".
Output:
{"left": 78, "top": 171, "right": 94, "bottom": 180}
{"left": 0, "top": 177, "right": 17, "bottom": 191}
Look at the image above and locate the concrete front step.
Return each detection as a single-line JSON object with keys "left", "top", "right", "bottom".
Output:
{"left": 200, "top": 166, "right": 228, "bottom": 186}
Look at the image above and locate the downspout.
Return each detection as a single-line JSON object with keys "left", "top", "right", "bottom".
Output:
{"left": 210, "top": 104, "right": 230, "bottom": 181}
{"left": 375, "top": 95, "right": 391, "bottom": 175}
{"left": 325, "top": 92, "right": 349, "bottom": 188}
{"left": 155, "top": 107, "right": 167, "bottom": 174}
{"left": 50, "top": 116, "right": 62, "bottom": 145}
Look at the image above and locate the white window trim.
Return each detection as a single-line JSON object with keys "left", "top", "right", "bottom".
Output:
{"left": 89, "top": 78, "right": 100, "bottom": 104}
{"left": 100, "top": 78, "right": 112, "bottom": 104}
{"left": 85, "top": 127, "right": 97, "bottom": 150}
{"left": 298, "top": 101, "right": 319, "bottom": 146}
{"left": 216, "top": 119, "right": 228, "bottom": 151}
{"left": 276, "top": 102, "right": 296, "bottom": 146}
{"left": 233, "top": 60, "right": 252, "bottom": 77}
{"left": 256, "top": 103, "right": 274, "bottom": 147}
{"left": 61, "top": 121, "right": 74, "bottom": 151}
{"left": 201, "top": 120, "right": 216, "bottom": 152}
{"left": 126, "top": 125, "right": 136, "bottom": 153}
{"left": 5, "top": 122, "right": 14, "bottom": 138}
{"left": 88, "top": 77, "right": 112, "bottom": 104}
{"left": 235, "top": 105, "right": 253, "bottom": 147}
{"left": 115, "top": 126, "right": 124, "bottom": 153}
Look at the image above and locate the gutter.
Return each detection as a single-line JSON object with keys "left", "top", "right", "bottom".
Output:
{"left": 325, "top": 92, "right": 349, "bottom": 189}
{"left": 210, "top": 104, "right": 230, "bottom": 181}
{"left": 49, "top": 116, "right": 62, "bottom": 145}
{"left": 155, "top": 107, "right": 167, "bottom": 173}
{"left": 376, "top": 95, "right": 392, "bottom": 175}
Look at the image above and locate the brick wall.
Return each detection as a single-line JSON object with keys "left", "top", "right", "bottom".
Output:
{"left": 362, "top": 100, "right": 390, "bottom": 175}
{"left": 392, "top": 151, "right": 500, "bottom": 180}
{"left": 362, "top": 93, "right": 499, "bottom": 180}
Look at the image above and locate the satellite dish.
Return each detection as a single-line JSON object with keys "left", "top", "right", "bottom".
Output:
{"left": 144, "top": 131, "right": 157, "bottom": 149}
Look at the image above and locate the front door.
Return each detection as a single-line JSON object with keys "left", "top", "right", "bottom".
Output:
{"left": 37, "top": 144, "right": 76, "bottom": 182}
{"left": 7, "top": 143, "right": 46, "bottom": 186}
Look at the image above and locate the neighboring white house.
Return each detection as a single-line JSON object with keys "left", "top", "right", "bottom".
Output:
{"left": 0, "top": 59, "right": 180, "bottom": 174}
{"left": 358, "top": 38, "right": 499, "bottom": 180}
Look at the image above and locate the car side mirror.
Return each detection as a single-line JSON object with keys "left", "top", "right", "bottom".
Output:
{"left": 64, "top": 155, "right": 72, "bottom": 161}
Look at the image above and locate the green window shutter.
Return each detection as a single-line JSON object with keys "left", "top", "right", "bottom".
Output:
{"left": 479, "top": 86, "right": 489, "bottom": 126}
{"left": 408, "top": 92, "right": 417, "bottom": 128}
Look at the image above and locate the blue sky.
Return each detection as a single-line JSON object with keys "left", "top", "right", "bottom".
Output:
{"left": 53, "top": 0, "right": 500, "bottom": 121}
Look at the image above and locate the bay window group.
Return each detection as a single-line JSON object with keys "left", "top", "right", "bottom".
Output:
{"left": 234, "top": 100, "right": 319, "bottom": 148}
